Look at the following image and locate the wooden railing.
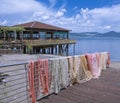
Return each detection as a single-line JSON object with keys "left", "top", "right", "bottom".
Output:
{"left": 23, "top": 39, "right": 76, "bottom": 46}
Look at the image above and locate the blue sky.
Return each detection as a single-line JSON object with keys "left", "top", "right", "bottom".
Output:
{"left": 0, "top": 0, "right": 120, "bottom": 32}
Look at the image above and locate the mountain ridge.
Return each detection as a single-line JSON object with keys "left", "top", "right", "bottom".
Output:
{"left": 70, "top": 31, "right": 120, "bottom": 37}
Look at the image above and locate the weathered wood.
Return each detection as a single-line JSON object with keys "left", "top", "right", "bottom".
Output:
{"left": 39, "top": 68, "right": 120, "bottom": 103}
{"left": 0, "top": 39, "right": 76, "bottom": 55}
{"left": 23, "top": 39, "right": 76, "bottom": 46}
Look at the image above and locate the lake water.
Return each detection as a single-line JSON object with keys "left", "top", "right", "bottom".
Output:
{"left": 69, "top": 35, "right": 120, "bottom": 62}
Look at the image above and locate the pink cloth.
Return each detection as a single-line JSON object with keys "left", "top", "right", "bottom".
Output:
{"left": 107, "top": 52, "right": 110, "bottom": 66}
{"left": 36, "top": 59, "right": 49, "bottom": 95}
{"left": 96, "top": 53, "right": 100, "bottom": 67}
{"left": 86, "top": 53, "right": 101, "bottom": 78}
{"left": 28, "top": 61, "right": 36, "bottom": 103}
{"left": 28, "top": 59, "right": 49, "bottom": 103}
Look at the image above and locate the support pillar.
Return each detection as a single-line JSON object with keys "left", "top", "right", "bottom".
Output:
{"left": 73, "top": 44, "right": 75, "bottom": 55}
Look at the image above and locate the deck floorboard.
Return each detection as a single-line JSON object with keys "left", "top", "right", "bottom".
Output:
{"left": 39, "top": 64, "right": 120, "bottom": 103}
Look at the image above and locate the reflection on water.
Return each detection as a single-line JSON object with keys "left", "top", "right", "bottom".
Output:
{"left": 69, "top": 35, "right": 120, "bottom": 62}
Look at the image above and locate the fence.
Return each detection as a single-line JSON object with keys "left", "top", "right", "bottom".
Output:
{"left": 0, "top": 63, "right": 30, "bottom": 103}
{"left": 0, "top": 52, "right": 110, "bottom": 103}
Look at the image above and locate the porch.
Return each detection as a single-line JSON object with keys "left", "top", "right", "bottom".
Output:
{"left": 0, "top": 39, "right": 76, "bottom": 55}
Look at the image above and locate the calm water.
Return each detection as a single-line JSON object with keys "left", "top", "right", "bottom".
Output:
{"left": 69, "top": 35, "right": 120, "bottom": 62}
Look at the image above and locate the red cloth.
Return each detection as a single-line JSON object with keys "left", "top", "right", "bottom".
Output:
{"left": 36, "top": 59, "right": 49, "bottom": 95}
{"left": 28, "top": 61, "right": 36, "bottom": 103}
{"left": 28, "top": 59, "right": 49, "bottom": 103}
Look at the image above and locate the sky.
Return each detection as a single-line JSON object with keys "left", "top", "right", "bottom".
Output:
{"left": 0, "top": 0, "right": 120, "bottom": 33}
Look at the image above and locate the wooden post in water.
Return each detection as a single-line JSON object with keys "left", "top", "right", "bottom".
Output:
{"left": 55, "top": 45, "right": 57, "bottom": 55}
{"left": 51, "top": 46, "right": 54, "bottom": 54}
{"left": 73, "top": 44, "right": 75, "bottom": 55}
{"left": 66, "top": 44, "right": 69, "bottom": 56}
{"left": 59, "top": 44, "right": 62, "bottom": 55}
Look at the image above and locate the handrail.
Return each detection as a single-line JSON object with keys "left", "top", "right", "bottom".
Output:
{"left": 0, "top": 62, "right": 29, "bottom": 103}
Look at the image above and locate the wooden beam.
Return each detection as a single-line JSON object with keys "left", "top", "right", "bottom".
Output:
{"left": 73, "top": 44, "right": 75, "bottom": 55}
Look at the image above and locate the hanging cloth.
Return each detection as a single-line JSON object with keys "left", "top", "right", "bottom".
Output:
{"left": 59, "top": 58, "right": 69, "bottom": 89}
{"left": 52, "top": 59, "right": 60, "bottom": 94}
{"left": 28, "top": 61, "right": 36, "bottom": 103}
{"left": 48, "top": 60, "right": 55, "bottom": 94}
{"left": 37, "top": 59, "right": 49, "bottom": 95}
{"left": 79, "top": 55, "right": 93, "bottom": 82}
{"left": 107, "top": 52, "right": 111, "bottom": 67}
{"left": 99, "top": 52, "right": 110, "bottom": 70}
{"left": 85, "top": 53, "right": 101, "bottom": 78}
{"left": 73, "top": 55, "right": 81, "bottom": 83}
{"left": 68, "top": 56, "right": 75, "bottom": 85}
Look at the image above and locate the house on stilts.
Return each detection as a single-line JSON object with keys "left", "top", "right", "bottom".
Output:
{"left": 0, "top": 21, "right": 76, "bottom": 56}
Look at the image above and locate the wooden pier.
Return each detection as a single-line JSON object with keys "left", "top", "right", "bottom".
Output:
{"left": 39, "top": 64, "right": 120, "bottom": 103}
{"left": 23, "top": 39, "right": 76, "bottom": 55}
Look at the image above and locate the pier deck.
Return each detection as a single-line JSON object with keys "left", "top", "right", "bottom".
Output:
{"left": 24, "top": 39, "right": 76, "bottom": 46}
{"left": 39, "top": 62, "right": 120, "bottom": 103}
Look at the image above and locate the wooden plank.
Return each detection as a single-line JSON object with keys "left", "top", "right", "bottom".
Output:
{"left": 38, "top": 67, "right": 120, "bottom": 103}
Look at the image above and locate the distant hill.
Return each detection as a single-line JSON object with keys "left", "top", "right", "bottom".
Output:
{"left": 70, "top": 31, "right": 120, "bottom": 37}
{"left": 101, "top": 31, "right": 120, "bottom": 37}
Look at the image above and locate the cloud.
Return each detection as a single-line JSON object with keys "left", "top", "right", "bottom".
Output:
{"left": 32, "top": 11, "right": 51, "bottom": 20}
{"left": 0, "top": 0, "right": 47, "bottom": 14}
{"left": 87, "top": 4, "right": 120, "bottom": 32}
{"left": 0, "top": 20, "right": 8, "bottom": 25}
{"left": 1, "top": 0, "right": 120, "bottom": 32}
{"left": 104, "top": 26, "right": 111, "bottom": 29}
{"left": 60, "top": 4, "right": 120, "bottom": 32}
{"left": 55, "top": 9, "right": 67, "bottom": 17}
{"left": 20, "top": 3, "right": 120, "bottom": 32}
{"left": 49, "top": 0, "right": 57, "bottom": 8}
{"left": 0, "top": 0, "right": 53, "bottom": 25}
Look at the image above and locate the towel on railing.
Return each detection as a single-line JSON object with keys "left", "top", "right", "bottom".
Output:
{"left": 52, "top": 59, "right": 60, "bottom": 93}
{"left": 79, "top": 55, "right": 93, "bottom": 82}
{"left": 96, "top": 53, "right": 102, "bottom": 75}
{"left": 73, "top": 56, "right": 81, "bottom": 83}
{"left": 68, "top": 56, "right": 86, "bottom": 84}
{"left": 48, "top": 60, "right": 55, "bottom": 94}
{"left": 35, "top": 59, "right": 49, "bottom": 96}
{"left": 51, "top": 58, "right": 69, "bottom": 94}
{"left": 27, "top": 52, "right": 111, "bottom": 100}
{"left": 85, "top": 53, "right": 101, "bottom": 78}
{"left": 99, "top": 52, "right": 110, "bottom": 70}
{"left": 28, "top": 59, "right": 49, "bottom": 101}
{"left": 59, "top": 58, "right": 69, "bottom": 89}
{"left": 68, "top": 56, "right": 76, "bottom": 85}
{"left": 107, "top": 52, "right": 110, "bottom": 67}
{"left": 28, "top": 61, "right": 36, "bottom": 103}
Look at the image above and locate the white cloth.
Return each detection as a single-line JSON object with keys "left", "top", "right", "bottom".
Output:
{"left": 50, "top": 58, "right": 69, "bottom": 94}
{"left": 99, "top": 52, "right": 109, "bottom": 70}
{"left": 59, "top": 58, "right": 69, "bottom": 89}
